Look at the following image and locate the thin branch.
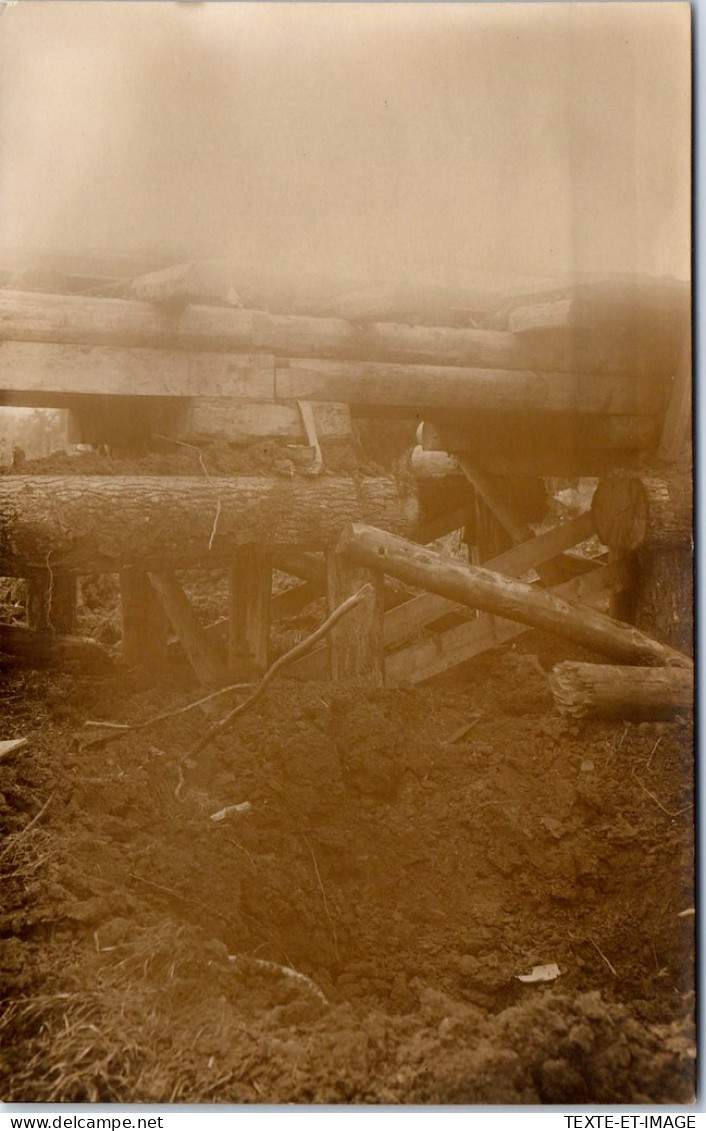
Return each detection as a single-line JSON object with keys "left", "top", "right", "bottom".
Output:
{"left": 83, "top": 679, "right": 254, "bottom": 743}
{"left": 185, "top": 584, "right": 372, "bottom": 760}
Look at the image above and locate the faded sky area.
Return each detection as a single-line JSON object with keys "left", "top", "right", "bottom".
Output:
{"left": 0, "top": 2, "right": 691, "bottom": 289}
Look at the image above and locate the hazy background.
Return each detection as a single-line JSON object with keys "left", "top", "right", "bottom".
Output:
{"left": 0, "top": 1, "right": 691, "bottom": 291}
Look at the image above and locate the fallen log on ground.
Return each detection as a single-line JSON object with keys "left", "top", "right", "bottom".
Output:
{"left": 591, "top": 471, "right": 693, "bottom": 551}
{"left": 549, "top": 662, "right": 693, "bottom": 720}
{"left": 336, "top": 523, "right": 692, "bottom": 669}
{"left": 0, "top": 624, "right": 113, "bottom": 670}
{"left": 0, "top": 476, "right": 419, "bottom": 573}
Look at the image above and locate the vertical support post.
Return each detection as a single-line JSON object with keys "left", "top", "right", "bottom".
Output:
{"left": 228, "top": 548, "right": 272, "bottom": 679}
{"left": 120, "top": 568, "right": 169, "bottom": 668}
{"left": 326, "top": 550, "right": 384, "bottom": 684}
{"left": 27, "top": 571, "right": 77, "bottom": 634}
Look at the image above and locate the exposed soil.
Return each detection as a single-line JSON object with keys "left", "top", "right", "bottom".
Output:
{"left": 0, "top": 640, "right": 695, "bottom": 1104}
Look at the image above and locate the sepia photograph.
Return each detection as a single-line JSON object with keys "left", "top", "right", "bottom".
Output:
{"left": 0, "top": 0, "right": 694, "bottom": 1108}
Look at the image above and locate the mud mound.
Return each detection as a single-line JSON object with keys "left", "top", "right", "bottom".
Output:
{"left": 0, "top": 664, "right": 695, "bottom": 1103}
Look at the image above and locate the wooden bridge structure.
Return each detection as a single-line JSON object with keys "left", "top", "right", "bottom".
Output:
{"left": 0, "top": 255, "right": 693, "bottom": 713}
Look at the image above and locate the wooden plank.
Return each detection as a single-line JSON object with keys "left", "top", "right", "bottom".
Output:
{"left": 383, "top": 512, "right": 595, "bottom": 649}
{"left": 228, "top": 550, "right": 272, "bottom": 678}
{"left": 120, "top": 569, "right": 169, "bottom": 668}
{"left": 276, "top": 358, "right": 662, "bottom": 415}
{"left": 0, "top": 342, "right": 275, "bottom": 401}
{"left": 385, "top": 563, "right": 622, "bottom": 685}
{"left": 148, "top": 571, "right": 228, "bottom": 688}
{"left": 327, "top": 552, "right": 384, "bottom": 684}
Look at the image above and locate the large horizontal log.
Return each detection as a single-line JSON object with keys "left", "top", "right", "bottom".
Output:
{"left": 0, "top": 287, "right": 607, "bottom": 370}
{"left": 591, "top": 471, "right": 693, "bottom": 551}
{"left": 337, "top": 523, "right": 691, "bottom": 669}
{"left": 0, "top": 476, "right": 418, "bottom": 574}
{"left": 549, "top": 661, "right": 693, "bottom": 720}
{"left": 276, "top": 358, "right": 663, "bottom": 415}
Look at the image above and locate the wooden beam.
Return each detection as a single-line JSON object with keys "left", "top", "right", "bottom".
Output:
{"left": 326, "top": 552, "right": 384, "bottom": 683}
{"left": 0, "top": 341, "right": 275, "bottom": 401}
{"left": 275, "top": 358, "right": 663, "bottom": 415}
{"left": 228, "top": 550, "right": 272, "bottom": 679}
{"left": 549, "top": 662, "right": 693, "bottom": 720}
{"left": 120, "top": 569, "right": 169, "bottom": 668}
{"left": 148, "top": 572, "right": 228, "bottom": 688}
{"left": 337, "top": 523, "right": 691, "bottom": 669}
{"left": 0, "top": 476, "right": 418, "bottom": 574}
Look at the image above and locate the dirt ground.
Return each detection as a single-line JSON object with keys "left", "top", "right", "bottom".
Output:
{"left": 0, "top": 632, "right": 695, "bottom": 1105}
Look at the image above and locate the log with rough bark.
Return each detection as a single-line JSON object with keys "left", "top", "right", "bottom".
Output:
{"left": 591, "top": 471, "right": 693, "bottom": 551}
{"left": 549, "top": 662, "right": 693, "bottom": 720}
{"left": 0, "top": 476, "right": 419, "bottom": 574}
{"left": 0, "top": 624, "right": 113, "bottom": 670}
{"left": 337, "top": 524, "right": 692, "bottom": 669}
